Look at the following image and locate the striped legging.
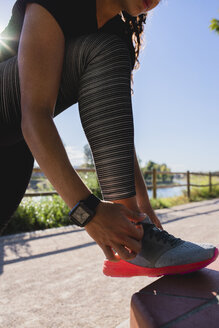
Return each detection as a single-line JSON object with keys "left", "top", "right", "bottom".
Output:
{"left": 0, "top": 32, "right": 136, "bottom": 231}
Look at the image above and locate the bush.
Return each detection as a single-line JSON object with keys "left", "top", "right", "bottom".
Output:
{"left": 78, "top": 171, "right": 102, "bottom": 199}
{"left": 150, "top": 194, "right": 189, "bottom": 209}
{"left": 3, "top": 195, "right": 70, "bottom": 235}
{"left": 3, "top": 172, "right": 102, "bottom": 236}
{"left": 3, "top": 174, "right": 219, "bottom": 236}
{"left": 149, "top": 186, "right": 219, "bottom": 209}
{"left": 184, "top": 185, "right": 219, "bottom": 202}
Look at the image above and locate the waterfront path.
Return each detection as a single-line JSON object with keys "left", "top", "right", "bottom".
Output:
{"left": 0, "top": 198, "right": 219, "bottom": 328}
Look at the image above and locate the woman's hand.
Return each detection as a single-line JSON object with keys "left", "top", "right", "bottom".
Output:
{"left": 85, "top": 201, "right": 146, "bottom": 262}
{"left": 148, "top": 214, "right": 163, "bottom": 230}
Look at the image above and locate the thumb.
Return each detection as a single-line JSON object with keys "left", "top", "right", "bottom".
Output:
{"left": 125, "top": 208, "right": 147, "bottom": 223}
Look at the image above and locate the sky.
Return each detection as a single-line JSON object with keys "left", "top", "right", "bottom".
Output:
{"left": 1, "top": 0, "right": 219, "bottom": 172}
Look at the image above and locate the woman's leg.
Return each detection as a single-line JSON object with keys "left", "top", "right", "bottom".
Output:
{"left": 0, "top": 56, "right": 34, "bottom": 234}
{"left": 0, "top": 140, "right": 34, "bottom": 235}
{"left": 0, "top": 56, "right": 24, "bottom": 146}
{"left": 0, "top": 38, "right": 81, "bottom": 234}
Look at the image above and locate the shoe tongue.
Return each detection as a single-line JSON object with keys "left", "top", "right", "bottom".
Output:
{"left": 135, "top": 216, "right": 154, "bottom": 229}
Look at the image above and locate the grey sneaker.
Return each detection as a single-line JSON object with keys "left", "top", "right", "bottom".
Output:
{"left": 103, "top": 217, "right": 219, "bottom": 277}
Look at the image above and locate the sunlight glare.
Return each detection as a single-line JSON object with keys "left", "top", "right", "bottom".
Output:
{"left": 0, "top": 25, "right": 4, "bottom": 34}
{"left": 0, "top": 35, "right": 16, "bottom": 56}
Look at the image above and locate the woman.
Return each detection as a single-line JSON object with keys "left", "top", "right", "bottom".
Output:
{"left": 0, "top": 0, "right": 218, "bottom": 277}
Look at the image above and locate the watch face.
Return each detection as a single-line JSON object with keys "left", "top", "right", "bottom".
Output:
{"left": 73, "top": 206, "right": 91, "bottom": 224}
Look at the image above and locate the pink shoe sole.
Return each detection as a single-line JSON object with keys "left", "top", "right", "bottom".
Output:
{"left": 103, "top": 247, "right": 219, "bottom": 278}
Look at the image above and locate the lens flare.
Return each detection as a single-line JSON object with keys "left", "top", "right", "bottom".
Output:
{"left": 0, "top": 35, "right": 16, "bottom": 56}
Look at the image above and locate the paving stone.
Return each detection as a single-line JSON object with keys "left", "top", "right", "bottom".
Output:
{"left": 0, "top": 198, "right": 219, "bottom": 327}
{"left": 130, "top": 245, "right": 219, "bottom": 328}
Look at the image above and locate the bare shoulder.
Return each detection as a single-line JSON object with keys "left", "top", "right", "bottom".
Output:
{"left": 22, "top": 3, "right": 64, "bottom": 44}
{"left": 18, "top": 3, "right": 65, "bottom": 116}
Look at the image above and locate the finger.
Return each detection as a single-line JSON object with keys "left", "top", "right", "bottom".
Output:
{"left": 123, "top": 207, "right": 146, "bottom": 223}
{"left": 113, "top": 243, "right": 137, "bottom": 261}
{"left": 123, "top": 236, "right": 142, "bottom": 255}
{"left": 125, "top": 220, "right": 144, "bottom": 240}
{"left": 152, "top": 217, "right": 163, "bottom": 230}
{"left": 135, "top": 223, "right": 144, "bottom": 235}
{"left": 101, "top": 245, "right": 120, "bottom": 262}
{"left": 158, "top": 222, "right": 163, "bottom": 230}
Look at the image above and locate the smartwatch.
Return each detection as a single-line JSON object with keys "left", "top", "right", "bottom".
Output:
{"left": 68, "top": 194, "right": 101, "bottom": 227}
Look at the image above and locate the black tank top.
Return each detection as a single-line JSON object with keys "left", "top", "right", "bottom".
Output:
{"left": 0, "top": 0, "right": 135, "bottom": 65}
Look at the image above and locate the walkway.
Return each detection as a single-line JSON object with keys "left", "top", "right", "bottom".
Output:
{"left": 0, "top": 198, "right": 219, "bottom": 328}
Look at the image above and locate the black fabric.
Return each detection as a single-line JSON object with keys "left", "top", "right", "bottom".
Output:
{"left": 0, "top": 139, "right": 34, "bottom": 235}
{"left": 0, "top": 0, "right": 135, "bottom": 65}
{"left": 25, "top": 0, "right": 98, "bottom": 37}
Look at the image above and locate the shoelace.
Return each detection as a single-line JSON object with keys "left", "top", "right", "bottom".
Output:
{"left": 142, "top": 223, "right": 182, "bottom": 247}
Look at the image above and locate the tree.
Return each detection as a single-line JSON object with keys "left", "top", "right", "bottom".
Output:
{"left": 137, "top": 155, "right": 143, "bottom": 168}
{"left": 83, "top": 144, "right": 94, "bottom": 167}
{"left": 210, "top": 11, "right": 219, "bottom": 34}
{"left": 142, "top": 160, "right": 173, "bottom": 184}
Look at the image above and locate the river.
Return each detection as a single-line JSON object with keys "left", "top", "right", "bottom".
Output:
{"left": 146, "top": 178, "right": 187, "bottom": 199}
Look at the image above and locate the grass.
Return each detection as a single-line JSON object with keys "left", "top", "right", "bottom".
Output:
{"left": 150, "top": 174, "right": 219, "bottom": 209}
{"left": 1, "top": 174, "right": 219, "bottom": 236}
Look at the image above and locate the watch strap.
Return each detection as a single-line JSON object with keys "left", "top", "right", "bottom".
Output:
{"left": 68, "top": 193, "right": 101, "bottom": 227}
{"left": 83, "top": 193, "right": 100, "bottom": 211}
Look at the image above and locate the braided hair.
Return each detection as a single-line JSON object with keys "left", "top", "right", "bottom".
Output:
{"left": 122, "top": 11, "right": 147, "bottom": 70}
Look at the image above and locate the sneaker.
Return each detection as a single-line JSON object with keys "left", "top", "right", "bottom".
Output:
{"left": 103, "top": 217, "right": 219, "bottom": 277}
